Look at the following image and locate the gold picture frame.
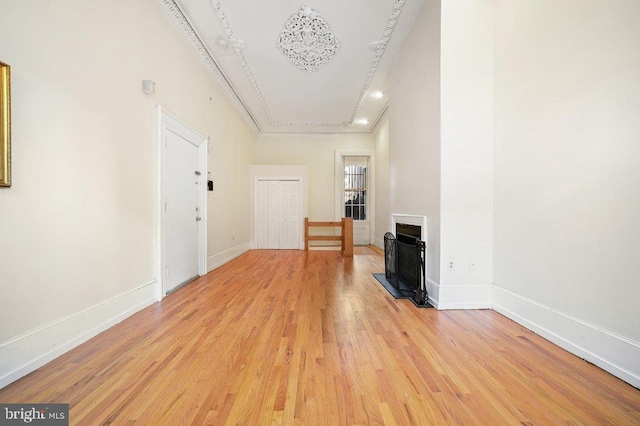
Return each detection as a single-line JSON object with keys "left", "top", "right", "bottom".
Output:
{"left": 1, "top": 61, "right": 11, "bottom": 187}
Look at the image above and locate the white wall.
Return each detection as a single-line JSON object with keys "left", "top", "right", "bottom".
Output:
{"left": 374, "top": 119, "right": 390, "bottom": 248}
{"left": 388, "top": 0, "right": 442, "bottom": 293}
{"left": 493, "top": 0, "right": 640, "bottom": 387}
{"left": 439, "top": 0, "right": 494, "bottom": 308}
{"left": 388, "top": 0, "right": 493, "bottom": 308}
{"left": 255, "top": 135, "right": 374, "bottom": 221}
{"left": 0, "top": 0, "right": 255, "bottom": 388}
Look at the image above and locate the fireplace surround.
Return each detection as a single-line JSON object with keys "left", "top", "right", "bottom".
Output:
{"left": 384, "top": 214, "right": 428, "bottom": 305}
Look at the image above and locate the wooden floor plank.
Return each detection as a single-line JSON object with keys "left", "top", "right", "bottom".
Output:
{"left": 1, "top": 248, "right": 638, "bottom": 425}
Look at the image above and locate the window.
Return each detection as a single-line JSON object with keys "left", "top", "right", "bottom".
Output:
{"left": 344, "top": 158, "right": 367, "bottom": 221}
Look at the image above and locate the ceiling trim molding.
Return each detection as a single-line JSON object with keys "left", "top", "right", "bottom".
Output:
{"left": 211, "top": 1, "right": 280, "bottom": 127}
{"left": 155, "top": 0, "right": 260, "bottom": 132}
{"left": 259, "top": 131, "right": 373, "bottom": 138}
{"left": 159, "top": 0, "right": 406, "bottom": 134}
{"left": 349, "top": 0, "right": 405, "bottom": 125}
{"left": 210, "top": 0, "right": 406, "bottom": 131}
{"left": 211, "top": 1, "right": 351, "bottom": 129}
{"left": 370, "top": 104, "right": 389, "bottom": 134}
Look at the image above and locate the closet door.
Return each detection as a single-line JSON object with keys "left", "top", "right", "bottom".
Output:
{"left": 280, "top": 181, "right": 300, "bottom": 249}
{"left": 257, "top": 181, "right": 269, "bottom": 249}
{"left": 268, "top": 181, "right": 280, "bottom": 249}
{"left": 256, "top": 180, "right": 300, "bottom": 249}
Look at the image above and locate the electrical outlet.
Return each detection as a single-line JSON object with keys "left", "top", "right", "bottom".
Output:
{"left": 469, "top": 259, "right": 478, "bottom": 270}
{"left": 449, "top": 261, "right": 454, "bottom": 269}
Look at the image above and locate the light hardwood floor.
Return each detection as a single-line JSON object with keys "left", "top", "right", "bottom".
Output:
{"left": 1, "top": 248, "right": 639, "bottom": 424}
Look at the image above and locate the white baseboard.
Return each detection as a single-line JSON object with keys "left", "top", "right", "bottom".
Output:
{"left": 0, "top": 281, "right": 157, "bottom": 390}
{"left": 492, "top": 285, "right": 640, "bottom": 389}
{"left": 426, "top": 278, "right": 440, "bottom": 309}
{"left": 373, "top": 237, "right": 384, "bottom": 249}
{"left": 434, "top": 283, "right": 492, "bottom": 310}
{"left": 207, "top": 242, "right": 251, "bottom": 272}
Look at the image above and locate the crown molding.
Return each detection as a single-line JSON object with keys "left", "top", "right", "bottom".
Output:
{"left": 155, "top": 0, "right": 260, "bottom": 133}
{"left": 349, "top": 0, "right": 404, "bottom": 126}
{"left": 370, "top": 104, "right": 389, "bottom": 134}
{"left": 158, "top": 0, "right": 405, "bottom": 135}
{"left": 259, "top": 131, "right": 374, "bottom": 138}
{"left": 210, "top": 0, "right": 405, "bottom": 131}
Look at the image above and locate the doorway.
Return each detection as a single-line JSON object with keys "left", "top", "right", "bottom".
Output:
{"left": 334, "top": 150, "right": 375, "bottom": 246}
{"left": 157, "top": 107, "right": 208, "bottom": 299}
{"left": 256, "top": 179, "right": 302, "bottom": 249}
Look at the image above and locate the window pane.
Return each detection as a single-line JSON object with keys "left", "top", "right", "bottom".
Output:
{"left": 344, "top": 159, "right": 367, "bottom": 221}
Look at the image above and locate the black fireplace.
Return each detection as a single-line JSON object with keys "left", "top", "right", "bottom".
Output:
{"left": 396, "top": 223, "right": 421, "bottom": 244}
{"left": 384, "top": 223, "right": 427, "bottom": 305}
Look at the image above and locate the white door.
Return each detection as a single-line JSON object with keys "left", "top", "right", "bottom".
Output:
{"left": 256, "top": 180, "right": 300, "bottom": 249}
{"left": 280, "top": 181, "right": 300, "bottom": 249}
{"left": 257, "top": 180, "right": 269, "bottom": 249}
{"left": 268, "top": 181, "right": 279, "bottom": 249}
{"left": 344, "top": 157, "right": 370, "bottom": 245}
{"left": 164, "top": 130, "right": 200, "bottom": 294}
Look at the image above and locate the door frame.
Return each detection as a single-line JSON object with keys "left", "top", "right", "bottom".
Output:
{"left": 334, "top": 150, "right": 375, "bottom": 245}
{"left": 157, "top": 106, "right": 208, "bottom": 300}
{"left": 254, "top": 177, "right": 304, "bottom": 250}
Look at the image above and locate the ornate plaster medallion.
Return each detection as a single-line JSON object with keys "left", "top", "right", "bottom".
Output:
{"left": 277, "top": 6, "right": 340, "bottom": 73}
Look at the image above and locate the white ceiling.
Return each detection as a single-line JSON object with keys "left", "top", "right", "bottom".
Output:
{"left": 159, "top": 0, "right": 426, "bottom": 134}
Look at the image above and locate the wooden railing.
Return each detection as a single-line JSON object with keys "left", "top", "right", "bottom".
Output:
{"left": 304, "top": 217, "right": 353, "bottom": 256}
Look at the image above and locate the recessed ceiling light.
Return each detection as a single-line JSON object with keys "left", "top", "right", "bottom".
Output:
{"left": 355, "top": 118, "right": 369, "bottom": 125}
{"left": 372, "top": 91, "right": 384, "bottom": 98}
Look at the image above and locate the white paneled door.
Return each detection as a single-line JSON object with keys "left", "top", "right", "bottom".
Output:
{"left": 257, "top": 180, "right": 300, "bottom": 249}
{"left": 164, "top": 130, "right": 200, "bottom": 294}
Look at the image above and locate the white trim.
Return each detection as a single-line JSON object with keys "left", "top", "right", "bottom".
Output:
{"left": 157, "top": 106, "right": 208, "bottom": 301}
{"left": 390, "top": 214, "right": 428, "bottom": 241}
{"left": 260, "top": 131, "right": 373, "bottom": 137}
{"left": 427, "top": 278, "right": 440, "bottom": 309}
{"left": 0, "top": 281, "right": 157, "bottom": 389}
{"left": 436, "top": 284, "right": 492, "bottom": 310}
{"left": 198, "top": 141, "right": 208, "bottom": 277}
{"left": 334, "top": 150, "right": 376, "bottom": 244}
{"left": 371, "top": 104, "right": 389, "bottom": 135}
{"left": 492, "top": 285, "right": 640, "bottom": 389}
{"left": 155, "top": 0, "right": 260, "bottom": 133}
{"left": 207, "top": 242, "right": 251, "bottom": 272}
{"left": 253, "top": 177, "right": 304, "bottom": 250}
{"left": 373, "top": 237, "right": 384, "bottom": 249}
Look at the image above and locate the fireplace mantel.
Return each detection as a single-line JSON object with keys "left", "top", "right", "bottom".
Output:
{"left": 390, "top": 214, "right": 427, "bottom": 242}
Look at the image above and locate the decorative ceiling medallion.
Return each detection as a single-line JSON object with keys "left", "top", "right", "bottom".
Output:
{"left": 162, "top": 0, "right": 406, "bottom": 131}
{"left": 277, "top": 6, "right": 340, "bottom": 73}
